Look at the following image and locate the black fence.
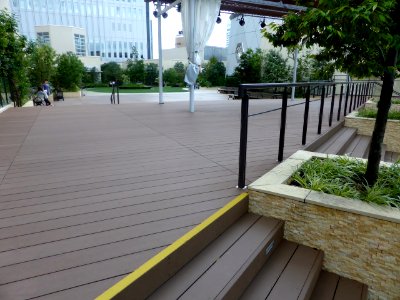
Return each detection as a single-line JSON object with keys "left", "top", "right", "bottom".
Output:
{"left": 237, "top": 80, "right": 378, "bottom": 189}
{"left": 110, "top": 82, "right": 120, "bottom": 104}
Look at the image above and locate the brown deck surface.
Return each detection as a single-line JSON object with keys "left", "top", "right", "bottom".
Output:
{"left": 0, "top": 95, "right": 341, "bottom": 299}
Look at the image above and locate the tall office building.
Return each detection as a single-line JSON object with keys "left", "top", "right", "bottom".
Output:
{"left": 8, "top": 0, "right": 151, "bottom": 62}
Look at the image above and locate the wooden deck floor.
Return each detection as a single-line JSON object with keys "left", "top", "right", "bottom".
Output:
{"left": 0, "top": 97, "right": 341, "bottom": 299}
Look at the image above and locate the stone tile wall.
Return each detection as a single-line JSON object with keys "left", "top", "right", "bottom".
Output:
{"left": 345, "top": 111, "right": 400, "bottom": 152}
{"left": 249, "top": 191, "right": 400, "bottom": 299}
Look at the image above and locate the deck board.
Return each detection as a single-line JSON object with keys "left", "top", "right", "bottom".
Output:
{"left": 0, "top": 97, "right": 342, "bottom": 299}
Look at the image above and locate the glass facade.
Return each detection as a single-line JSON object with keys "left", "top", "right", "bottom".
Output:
{"left": 74, "top": 33, "right": 86, "bottom": 56}
{"left": 37, "top": 31, "right": 50, "bottom": 44}
{"left": 9, "top": 0, "right": 149, "bottom": 61}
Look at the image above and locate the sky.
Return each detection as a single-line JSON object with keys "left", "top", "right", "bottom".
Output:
{"left": 150, "top": 3, "right": 230, "bottom": 59}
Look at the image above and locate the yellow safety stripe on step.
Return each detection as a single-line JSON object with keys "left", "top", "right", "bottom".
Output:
{"left": 95, "top": 192, "right": 249, "bottom": 300}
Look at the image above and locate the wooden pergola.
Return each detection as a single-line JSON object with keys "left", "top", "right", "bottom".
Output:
{"left": 147, "top": 0, "right": 304, "bottom": 17}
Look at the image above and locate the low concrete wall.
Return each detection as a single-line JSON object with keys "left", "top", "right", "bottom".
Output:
{"left": 248, "top": 151, "right": 400, "bottom": 300}
{"left": 53, "top": 91, "right": 81, "bottom": 100}
{"left": 345, "top": 111, "right": 400, "bottom": 152}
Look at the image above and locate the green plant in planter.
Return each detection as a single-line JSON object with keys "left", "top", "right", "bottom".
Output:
{"left": 358, "top": 107, "right": 400, "bottom": 120}
{"left": 265, "top": 0, "right": 400, "bottom": 186}
{"left": 291, "top": 157, "right": 400, "bottom": 208}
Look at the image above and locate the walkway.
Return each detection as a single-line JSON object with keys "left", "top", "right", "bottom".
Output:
{"left": 0, "top": 95, "right": 341, "bottom": 299}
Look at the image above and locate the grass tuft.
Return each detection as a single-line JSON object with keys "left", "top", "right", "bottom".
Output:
{"left": 357, "top": 107, "right": 400, "bottom": 120}
{"left": 290, "top": 157, "right": 400, "bottom": 208}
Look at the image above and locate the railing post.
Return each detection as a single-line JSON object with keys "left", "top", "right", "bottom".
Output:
{"left": 353, "top": 84, "right": 358, "bottom": 110}
{"left": 117, "top": 84, "right": 120, "bottom": 104}
{"left": 337, "top": 84, "right": 344, "bottom": 121}
{"left": 329, "top": 84, "right": 336, "bottom": 127}
{"left": 349, "top": 84, "right": 354, "bottom": 112}
{"left": 363, "top": 83, "right": 368, "bottom": 103}
{"left": 302, "top": 85, "right": 311, "bottom": 145}
{"left": 278, "top": 87, "right": 288, "bottom": 162}
{"left": 317, "top": 86, "right": 325, "bottom": 134}
{"left": 344, "top": 83, "right": 350, "bottom": 116}
{"left": 238, "top": 90, "right": 249, "bottom": 189}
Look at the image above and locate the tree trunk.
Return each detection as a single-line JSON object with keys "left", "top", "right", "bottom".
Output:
{"left": 364, "top": 48, "right": 398, "bottom": 186}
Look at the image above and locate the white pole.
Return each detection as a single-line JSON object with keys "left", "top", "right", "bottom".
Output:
{"left": 189, "top": 0, "right": 195, "bottom": 112}
{"left": 157, "top": 1, "right": 164, "bottom": 104}
{"left": 291, "top": 48, "right": 298, "bottom": 101}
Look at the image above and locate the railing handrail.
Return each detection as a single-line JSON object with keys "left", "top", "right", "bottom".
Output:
{"left": 237, "top": 80, "right": 380, "bottom": 189}
{"left": 238, "top": 80, "right": 380, "bottom": 97}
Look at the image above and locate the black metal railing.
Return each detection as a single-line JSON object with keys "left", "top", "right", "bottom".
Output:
{"left": 110, "top": 82, "right": 120, "bottom": 104}
{"left": 237, "top": 80, "right": 378, "bottom": 189}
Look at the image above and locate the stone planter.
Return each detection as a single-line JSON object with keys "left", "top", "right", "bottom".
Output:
{"left": 364, "top": 99, "right": 400, "bottom": 112}
{"left": 248, "top": 150, "right": 400, "bottom": 300}
{"left": 345, "top": 111, "right": 400, "bottom": 152}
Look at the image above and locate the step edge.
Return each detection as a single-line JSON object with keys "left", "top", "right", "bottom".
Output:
{"left": 298, "top": 249, "right": 324, "bottom": 300}
{"left": 95, "top": 193, "right": 249, "bottom": 300}
{"left": 217, "top": 220, "right": 284, "bottom": 299}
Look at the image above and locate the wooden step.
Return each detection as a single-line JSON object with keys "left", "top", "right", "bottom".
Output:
{"left": 384, "top": 151, "right": 399, "bottom": 163}
{"left": 305, "top": 122, "right": 344, "bottom": 152}
{"left": 342, "top": 135, "right": 371, "bottom": 158}
{"left": 95, "top": 194, "right": 249, "bottom": 300}
{"left": 315, "top": 127, "right": 357, "bottom": 155}
{"left": 149, "top": 215, "right": 283, "bottom": 300}
{"left": 310, "top": 271, "right": 368, "bottom": 300}
{"left": 240, "top": 240, "right": 323, "bottom": 300}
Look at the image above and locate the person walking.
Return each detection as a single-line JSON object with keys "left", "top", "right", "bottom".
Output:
{"left": 42, "top": 80, "right": 51, "bottom": 96}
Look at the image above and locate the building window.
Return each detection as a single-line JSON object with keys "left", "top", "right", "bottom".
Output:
{"left": 74, "top": 34, "right": 86, "bottom": 56}
{"left": 37, "top": 32, "right": 50, "bottom": 44}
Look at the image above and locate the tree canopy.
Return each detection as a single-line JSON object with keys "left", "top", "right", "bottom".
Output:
{"left": 265, "top": 0, "right": 399, "bottom": 185}
{"left": 27, "top": 42, "right": 57, "bottom": 87}
{"left": 265, "top": 0, "right": 399, "bottom": 78}
{"left": 53, "top": 52, "right": 85, "bottom": 91}
{"left": 0, "top": 9, "right": 30, "bottom": 106}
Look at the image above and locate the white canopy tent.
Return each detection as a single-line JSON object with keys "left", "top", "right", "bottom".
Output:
{"left": 154, "top": 0, "right": 221, "bottom": 112}
{"left": 152, "top": 0, "right": 304, "bottom": 111}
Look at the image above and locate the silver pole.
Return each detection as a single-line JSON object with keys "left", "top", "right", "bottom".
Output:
{"left": 157, "top": 1, "right": 164, "bottom": 104}
{"left": 291, "top": 48, "right": 298, "bottom": 101}
{"left": 189, "top": 0, "right": 195, "bottom": 112}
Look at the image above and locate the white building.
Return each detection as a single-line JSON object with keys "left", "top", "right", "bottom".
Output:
{"left": 226, "top": 14, "right": 285, "bottom": 75}
{"left": 7, "top": 0, "right": 151, "bottom": 63}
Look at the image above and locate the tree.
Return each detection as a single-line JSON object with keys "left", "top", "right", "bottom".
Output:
{"left": 27, "top": 42, "right": 57, "bottom": 88}
{"left": 0, "top": 10, "right": 30, "bottom": 106}
{"left": 233, "top": 49, "right": 263, "bottom": 84}
{"left": 199, "top": 56, "right": 226, "bottom": 86}
{"left": 83, "top": 67, "right": 100, "bottom": 86}
{"left": 173, "top": 62, "right": 185, "bottom": 85}
{"left": 265, "top": 0, "right": 400, "bottom": 186}
{"left": 53, "top": 52, "right": 85, "bottom": 91}
{"left": 101, "top": 62, "right": 122, "bottom": 84}
{"left": 125, "top": 59, "right": 145, "bottom": 83}
{"left": 309, "top": 58, "right": 335, "bottom": 81}
{"left": 144, "top": 63, "right": 158, "bottom": 86}
{"left": 163, "top": 68, "right": 179, "bottom": 86}
{"left": 261, "top": 50, "right": 291, "bottom": 83}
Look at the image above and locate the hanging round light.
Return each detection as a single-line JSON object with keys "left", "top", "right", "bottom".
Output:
{"left": 216, "top": 11, "right": 221, "bottom": 24}
{"left": 239, "top": 15, "right": 245, "bottom": 26}
{"left": 260, "top": 18, "right": 266, "bottom": 28}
